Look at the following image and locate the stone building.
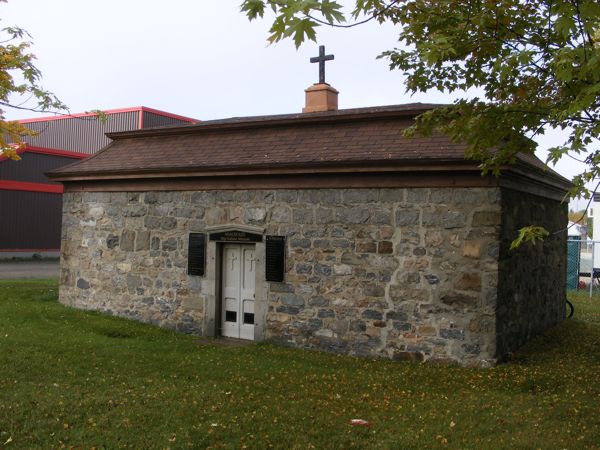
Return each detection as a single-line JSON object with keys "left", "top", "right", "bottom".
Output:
{"left": 48, "top": 83, "right": 570, "bottom": 366}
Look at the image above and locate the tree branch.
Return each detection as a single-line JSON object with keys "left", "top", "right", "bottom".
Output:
{"left": 0, "top": 101, "right": 102, "bottom": 123}
{"left": 305, "top": 0, "right": 400, "bottom": 29}
{"left": 0, "top": 101, "right": 68, "bottom": 116}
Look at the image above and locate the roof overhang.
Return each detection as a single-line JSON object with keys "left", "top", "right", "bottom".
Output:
{"left": 54, "top": 160, "right": 570, "bottom": 202}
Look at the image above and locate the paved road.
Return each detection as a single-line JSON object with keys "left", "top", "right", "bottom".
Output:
{"left": 0, "top": 260, "right": 60, "bottom": 279}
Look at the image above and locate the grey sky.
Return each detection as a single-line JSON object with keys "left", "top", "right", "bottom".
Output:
{"left": 2, "top": 1, "right": 589, "bottom": 206}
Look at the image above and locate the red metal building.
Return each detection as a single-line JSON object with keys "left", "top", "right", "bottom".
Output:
{"left": 0, "top": 107, "right": 196, "bottom": 257}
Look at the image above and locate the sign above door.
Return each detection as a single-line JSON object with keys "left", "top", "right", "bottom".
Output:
{"left": 209, "top": 230, "right": 263, "bottom": 243}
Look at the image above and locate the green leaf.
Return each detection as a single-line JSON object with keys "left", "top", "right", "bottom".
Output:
{"left": 555, "top": 14, "right": 576, "bottom": 38}
{"left": 511, "top": 226, "right": 550, "bottom": 250}
{"left": 320, "top": 1, "right": 345, "bottom": 24}
{"left": 86, "top": 110, "right": 108, "bottom": 124}
{"left": 240, "top": 0, "right": 266, "bottom": 20}
{"left": 579, "top": 1, "right": 600, "bottom": 21}
{"left": 284, "top": 17, "right": 318, "bottom": 48}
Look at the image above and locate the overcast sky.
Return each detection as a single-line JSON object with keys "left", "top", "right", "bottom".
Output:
{"left": 2, "top": 1, "right": 589, "bottom": 207}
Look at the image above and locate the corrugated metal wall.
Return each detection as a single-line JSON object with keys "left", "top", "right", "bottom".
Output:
{"left": 22, "top": 111, "right": 139, "bottom": 154}
{"left": 143, "top": 111, "right": 193, "bottom": 129}
{"left": 0, "top": 153, "right": 77, "bottom": 184}
{"left": 0, "top": 190, "right": 62, "bottom": 249}
{"left": 2, "top": 109, "right": 195, "bottom": 252}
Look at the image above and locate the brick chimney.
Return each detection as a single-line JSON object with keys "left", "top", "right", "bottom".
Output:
{"left": 303, "top": 83, "right": 339, "bottom": 113}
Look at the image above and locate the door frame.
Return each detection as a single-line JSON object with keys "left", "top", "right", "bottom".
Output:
{"left": 220, "top": 242, "right": 257, "bottom": 340}
{"left": 203, "top": 224, "right": 267, "bottom": 341}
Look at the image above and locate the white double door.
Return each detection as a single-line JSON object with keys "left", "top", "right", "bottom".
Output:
{"left": 221, "top": 244, "right": 256, "bottom": 340}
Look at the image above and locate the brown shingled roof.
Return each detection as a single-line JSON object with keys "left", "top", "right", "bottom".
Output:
{"left": 48, "top": 103, "right": 568, "bottom": 191}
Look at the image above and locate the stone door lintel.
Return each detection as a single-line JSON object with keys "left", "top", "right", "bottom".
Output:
{"left": 205, "top": 224, "right": 265, "bottom": 236}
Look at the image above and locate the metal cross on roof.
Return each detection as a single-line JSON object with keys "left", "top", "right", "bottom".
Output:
{"left": 310, "top": 45, "right": 334, "bottom": 84}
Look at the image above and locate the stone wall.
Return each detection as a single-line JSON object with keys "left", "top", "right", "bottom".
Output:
{"left": 60, "top": 187, "right": 503, "bottom": 366}
{"left": 496, "top": 188, "right": 567, "bottom": 358}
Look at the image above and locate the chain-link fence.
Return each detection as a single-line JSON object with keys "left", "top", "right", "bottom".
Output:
{"left": 567, "top": 239, "right": 600, "bottom": 297}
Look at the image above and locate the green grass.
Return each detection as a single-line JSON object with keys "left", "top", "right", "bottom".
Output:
{"left": 1, "top": 280, "right": 599, "bottom": 449}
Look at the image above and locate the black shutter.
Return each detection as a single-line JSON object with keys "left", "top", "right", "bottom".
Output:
{"left": 187, "top": 233, "right": 206, "bottom": 276}
{"left": 265, "top": 235, "right": 285, "bottom": 282}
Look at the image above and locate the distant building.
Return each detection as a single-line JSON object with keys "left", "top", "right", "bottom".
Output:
{"left": 590, "top": 193, "right": 600, "bottom": 242}
{"left": 0, "top": 107, "right": 196, "bottom": 258}
{"left": 567, "top": 221, "right": 585, "bottom": 239}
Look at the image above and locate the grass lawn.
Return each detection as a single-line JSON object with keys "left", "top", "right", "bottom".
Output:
{"left": 1, "top": 280, "right": 599, "bottom": 449}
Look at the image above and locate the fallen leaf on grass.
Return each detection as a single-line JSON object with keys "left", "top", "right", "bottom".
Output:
{"left": 436, "top": 435, "right": 448, "bottom": 445}
{"left": 349, "top": 419, "right": 369, "bottom": 426}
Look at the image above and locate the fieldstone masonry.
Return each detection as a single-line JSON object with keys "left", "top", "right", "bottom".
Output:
{"left": 59, "top": 186, "right": 566, "bottom": 366}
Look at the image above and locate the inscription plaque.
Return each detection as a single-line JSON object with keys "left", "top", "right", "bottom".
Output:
{"left": 187, "top": 233, "right": 206, "bottom": 276}
{"left": 265, "top": 235, "right": 285, "bottom": 282}
{"left": 209, "top": 230, "right": 263, "bottom": 243}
